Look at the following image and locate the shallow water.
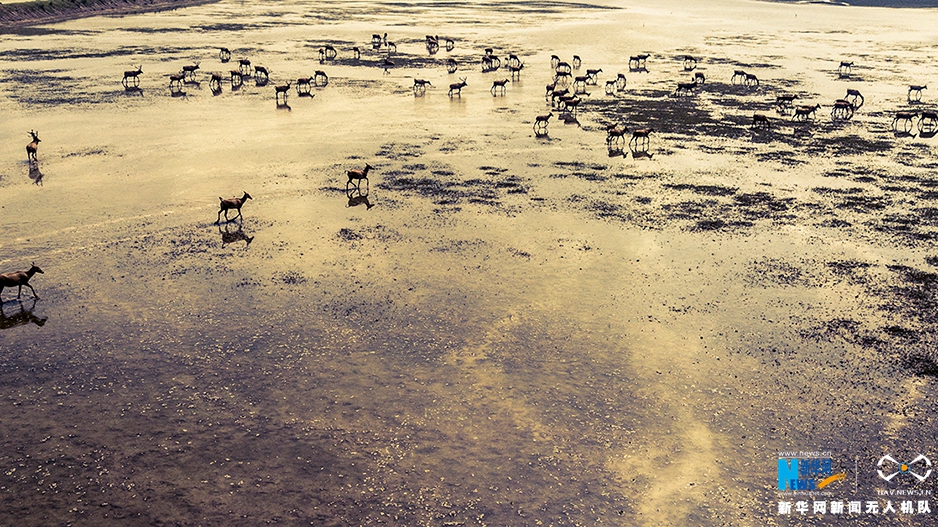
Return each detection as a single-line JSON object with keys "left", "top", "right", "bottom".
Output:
{"left": 1, "top": 0, "right": 938, "bottom": 525}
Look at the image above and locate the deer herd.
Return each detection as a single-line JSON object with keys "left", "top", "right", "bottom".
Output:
{"left": 9, "top": 34, "right": 934, "bottom": 303}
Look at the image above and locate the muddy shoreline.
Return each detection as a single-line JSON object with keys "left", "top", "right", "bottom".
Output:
{"left": 0, "top": 0, "right": 220, "bottom": 32}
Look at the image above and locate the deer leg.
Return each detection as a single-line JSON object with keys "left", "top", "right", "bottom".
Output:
{"left": 27, "top": 284, "right": 38, "bottom": 299}
{"left": 17, "top": 285, "right": 22, "bottom": 299}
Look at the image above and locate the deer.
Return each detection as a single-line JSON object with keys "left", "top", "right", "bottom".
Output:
{"left": 585, "top": 68, "right": 602, "bottom": 85}
{"left": 509, "top": 62, "right": 524, "bottom": 79}
{"left": 683, "top": 55, "right": 697, "bottom": 71}
{"left": 605, "top": 80, "right": 616, "bottom": 95}
{"left": 908, "top": 84, "right": 927, "bottom": 102}
{"left": 555, "top": 61, "right": 572, "bottom": 74}
{"left": 775, "top": 94, "right": 797, "bottom": 111}
{"left": 845, "top": 89, "right": 864, "bottom": 109}
{"left": 694, "top": 72, "right": 705, "bottom": 85}
{"left": 572, "top": 55, "right": 582, "bottom": 69}
{"left": 744, "top": 73, "right": 759, "bottom": 87}
{"left": 413, "top": 78, "right": 432, "bottom": 95}
{"left": 230, "top": 69, "right": 244, "bottom": 88}
{"left": 831, "top": 99, "right": 855, "bottom": 120}
{"left": 26, "top": 130, "right": 40, "bottom": 161}
{"left": 254, "top": 65, "right": 270, "bottom": 84}
{"left": 275, "top": 81, "right": 292, "bottom": 104}
{"left": 893, "top": 110, "right": 919, "bottom": 133}
{"left": 629, "top": 128, "right": 654, "bottom": 151}
{"left": 606, "top": 124, "right": 628, "bottom": 146}
{"left": 751, "top": 113, "right": 770, "bottom": 130}
{"left": 210, "top": 72, "right": 223, "bottom": 93}
{"left": 314, "top": 70, "right": 329, "bottom": 87}
{"left": 219, "top": 47, "right": 231, "bottom": 63}
{"left": 731, "top": 69, "right": 747, "bottom": 85}
{"left": 573, "top": 76, "right": 588, "bottom": 94}
{"left": 792, "top": 104, "right": 821, "bottom": 122}
{"left": 238, "top": 58, "right": 252, "bottom": 76}
{"left": 296, "top": 76, "right": 314, "bottom": 96}
{"left": 352, "top": 47, "right": 361, "bottom": 60}
{"left": 216, "top": 192, "right": 252, "bottom": 223}
{"left": 444, "top": 38, "right": 455, "bottom": 51}
{"left": 121, "top": 65, "right": 142, "bottom": 89}
{"left": 446, "top": 58, "right": 458, "bottom": 74}
{"left": 550, "top": 88, "right": 570, "bottom": 107}
{"left": 534, "top": 113, "right": 552, "bottom": 135}
{"left": 0, "top": 263, "right": 43, "bottom": 300}
{"left": 491, "top": 79, "right": 508, "bottom": 95}
{"left": 838, "top": 61, "right": 853, "bottom": 76}
{"left": 182, "top": 61, "right": 200, "bottom": 81}
{"left": 169, "top": 72, "right": 185, "bottom": 93}
{"left": 919, "top": 110, "right": 938, "bottom": 135}
{"left": 616, "top": 73, "right": 627, "bottom": 91}
{"left": 629, "top": 55, "right": 648, "bottom": 72}
{"left": 347, "top": 164, "right": 374, "bottom": 190}
{"left": 448, "top": 77, "right": 468, "bottom": 97}
{"left": 675, "top": 82, "right": 698, "bottom": 96}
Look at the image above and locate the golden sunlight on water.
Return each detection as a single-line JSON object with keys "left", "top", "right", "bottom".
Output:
{"left": 1, "top": 0, "right": 937, "bottom": 525}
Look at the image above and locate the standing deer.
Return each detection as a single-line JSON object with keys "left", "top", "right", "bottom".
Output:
{"left": 491, "top": 78, "right": 509, "bottom": 95}
{"left": 448, "top": 77, "right": 468, "bottom": 97}
{"left": 216, "top": 192, "right": 252, "bottom": 223}
{"left": 122, "top": 65, "right": 142, "bottom": 89}
{"left": 26, "top": 130, "right": 40, "bottom": 161}
{"left": 219, "top": 47, "right": 231, "bottom": 63}
{"left": 275, "top": 82, "right": 292, "bottom": 105}
{"left": 751, "top": 113, "right": 770, "bottom": 130}
{"left": 182, "top": 61, "right": 200, "bottom": 82}
{"left": 629, "top": 128, "right": 654, "bottom": 151}
{"left": 0, "top": 263, "right": 43, "bottom": 300}
{"left": 908, "top": 85, "right": 927, "bottom": 103}
{"left": 413, "top": 78, "right": 432, "bottom": 95}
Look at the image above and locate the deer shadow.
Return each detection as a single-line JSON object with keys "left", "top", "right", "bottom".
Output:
{"left": 28, "top": 159, "right": 44, "bottom": 186}
{"left": 346, "top": 186, "right": 375, "bottom": 209}
{"left": 219, "top": 223, "right": 254, "bottom": 248}
{"left": 0, "top": 298, "right": 47, "bottom": 331}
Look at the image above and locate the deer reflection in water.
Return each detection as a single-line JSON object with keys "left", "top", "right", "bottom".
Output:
{"left": 218, "top": 223, "right": 254, "bottom": 248}
{"left": 28, "top": 159, "right": 44, "bottom": 186}
{"left": 346, "top": 184, "right": 375, "bottom": 210}
{"left": 0, "top": 298, "right": 47, "bottom": 330}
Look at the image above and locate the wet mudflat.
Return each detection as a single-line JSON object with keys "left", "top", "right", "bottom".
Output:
{"left": 1, "top": 0, "right": 938, "bottom": 525}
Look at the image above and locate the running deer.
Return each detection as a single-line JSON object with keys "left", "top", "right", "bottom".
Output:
{"left": 0, "top": 263, "right": 43, "bottom": 300}
{"left": 448, "top": 77, "right": 468, "bottom": 97}
{"left": 491, "top": 79, "right": 508, "bottom": 95}
{"left": 26, "top": 130, "right": 40, "bottom": 161}
{"left": 534, "top": 113, "right": 552, "bottom": 135}
{"left": 347, "top": 164, "right": 374, "bottom": 190}
{"left": 122, "top": 65, "right": 142, "bottom": 89}
{"left": 216, "top": 192, "right": 252, "bottom": 223}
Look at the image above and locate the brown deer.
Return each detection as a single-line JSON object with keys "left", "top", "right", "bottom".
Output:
{"left": 585, "top": 68, "right": 602, "bottom": 85}
{"left": 217, "top": 192, "right": 252, "bottom": 223}
{"left": 0, "top": 263, "right": 43, "bottom": 300}
{"left": 792, "top": 104, "right": 821, "bottom": 122}
{"left": 347, "top": 164, "right": 374, "bottom": 190}
{"left": 491, "top": 79, "right": 508, "bottom": 95}
{"left": 26, "top": 130, "right": 40, "bottom": 161}
{"left": 297, "top": 76, "right": 314, "bottom": 96}
{"left": 629, "top": 128, "right": 654, "bottom": 151}
{"left": 606, "top": 124, "right": 628, "bottom": 146}
{"left": 908, "top": 84, "right": 927, "bottom": 103}
{"left": 893, "top": 110, "right": 919, "bottom": 133}
{"left": 448, "top": 77, "right": 468, "bottom": 97}
{"left": 210, "top": 72, "right": 223, "bottom": 93}
{"left": 831, "top": 99, "right": 854, "bottom": 120}
{"left": 219, "top": 47, "right": 231, "bottom": 63}
{"left": 254, "top": 65, "right": 270, "bottom": 84}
